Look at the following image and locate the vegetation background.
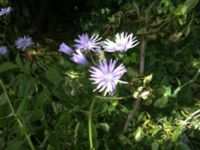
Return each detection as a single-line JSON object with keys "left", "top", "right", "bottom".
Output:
{"left": 0, "top": 0, "right": 200, "bottom": 149}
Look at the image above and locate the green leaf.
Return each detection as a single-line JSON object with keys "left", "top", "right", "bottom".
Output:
{"left": 143, "top": 74, "right": 153, "bottom": 85}
{"left": 134, "top": 127, "right": 144, "bottom": 142}
{"left": 0, "top": 137, "right": 6, "bottom": 150}
{"left": 0, "top": 94, "right": 7, "bottom": 105}
{"left": 184, "top": 0, "right": 199, "bottom": 13}
{"left": 154, "top": 96, "right": 169, "bottom": 108}
{"left": 98, "top": 123, "right": 110, "bottom": 132}
{"left": 151, "top": 141, "right": 159, "bottom": 150}
{"left": 45, "top": 67, "right": 62, "bottom": 86}
{"left": 176, "top": 142, "right": 191, "bottom": 150}
{"left": 6, "top": 138, "right": 24, "bottom": 150}
{"left": 18, "top": 75, "right": 35, "bottom": 98}
{"left": 174, "top": 0, "right": 199, "bottom": 16}
{"left": 163, "top": 86, "right": 172, "bottom": 97}
{"left": 172, "top": 128, "right": 184, "bottom": 141}
{"left": 0, "top": 62, "right": 18, "bottom": 74}
{"left": 16, "top": 98, "right": 29, "bottom": 117}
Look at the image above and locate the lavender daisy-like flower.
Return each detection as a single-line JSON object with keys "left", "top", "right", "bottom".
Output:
{"left": 0, "top": 46, "right": 8, "bottom": 55}
{"left": 0, "top": 7, "right": 12, "bottom": 17}
{"left": 103, "top": 32, "right": 139, "bottom": 52}
{"left": 59, "top": 42, "right": 73, "bottom": 55}
{"left": 71, "top": 50, "right": 88, "bottom": 66}
{"left": 89, "top": 59, "right": 127, "bottom": 96}
{"left": 74, "top": 33, "right": 102, "bottom": 52}
{"left": 15, "top": 36, "right": 33, "bottom": 51}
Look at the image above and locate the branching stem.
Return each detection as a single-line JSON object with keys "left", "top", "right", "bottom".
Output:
{"left": 123, "top": 37, "right": 147, "bottom": 133}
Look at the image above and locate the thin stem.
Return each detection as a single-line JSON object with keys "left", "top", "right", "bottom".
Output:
{"left": 184, "top": 109, "right": 200, "bottom": 124}
{"left": 123, "top": 97, "right": 141, "bottom": 133}
{"left": 74, "top": 122, "right": 80, "bottom": 146}
{"left": 95, "top": 95, "right": 132, "bottom": 100}
{"left": 181, "top": 69, "right": 200, "bottom": 88}
{"left": 139, "top": 37, "right": 146, "bottom": 76}
{"left": 88, "top": 98, "right": 96, "bottom": 150}
{"left": 0, "top": 80, "right": 35, "bottom": 150}
{"left": 0, "top": 81, "right": 15, "bottom": 115}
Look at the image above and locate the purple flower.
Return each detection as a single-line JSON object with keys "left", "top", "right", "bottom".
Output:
{"left": 89, "top": 59, "right": 127, "bottom": 96}
{"left": 15, "top": 36, "right": 33, "bottom": 51}
{"left": 103, "top": 32, "right": 139, "bottom": 52}
{"left": 74, "top": 33, "right": 102, "bottom": 52}
{"left": 0, "top": 46, "right": 8, "bottom": 55}
{"left": 71, "top": 50, "right": 88, "bottom": 66}
{"left": 59, "top": 43, "right": 73, "bottom": 55}
{"left": 0, "top": 7, "right": 12, "bottom": 17}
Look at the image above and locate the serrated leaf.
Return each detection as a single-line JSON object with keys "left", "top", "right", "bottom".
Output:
{"left": 143, "top": 74, "right": 153, "bottom": 85}
{"left": 134, "top": 127, "right": 144, "bottom": 142}
{"left": 163, "top": 86, "right": 172, "bottom": 97}
{"left": 140, "top": 90, "right": 151, "bottom": 100}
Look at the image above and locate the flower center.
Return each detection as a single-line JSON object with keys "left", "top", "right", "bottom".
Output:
{"left": 87, "top": 41, "right": 94, "bottom": 49}
{"left": 105, "top": 73, "right": 113, "bottom": 82}
{"left": 116, "top": 42, "right": 126, "bottom": 50}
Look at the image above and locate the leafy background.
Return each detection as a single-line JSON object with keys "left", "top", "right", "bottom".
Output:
{"left": 0, "top": 0, "right": 200, "bottom": 149}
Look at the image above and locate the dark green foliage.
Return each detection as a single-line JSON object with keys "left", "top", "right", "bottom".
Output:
{"left": 0, "top": 0, "right": 200, "bottom": 149}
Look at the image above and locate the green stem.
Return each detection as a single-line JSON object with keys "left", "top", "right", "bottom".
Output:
{"left": 95, "top": 95, "right": 132, "bottom": 100}
{"left": 0, "top": 80, "right": 35, "bottom": 150}
{"left": 88, "top": 98, "right": 96, "bottom": 150}
{"left": 181, "top": 69, "right": 200, "bottom": 88}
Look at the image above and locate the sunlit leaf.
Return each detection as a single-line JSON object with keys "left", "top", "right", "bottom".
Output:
{"left": 134, "top": 127, "right": 144, "bottom": 142}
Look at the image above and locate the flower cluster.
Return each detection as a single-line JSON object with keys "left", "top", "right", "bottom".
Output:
{"left": 59, "top": 32, "right": 139, "bottom": 96}
{"left": 1, "top": 35, "right": 34, "bottom": 57}
{"left": 0, "top": 7, "right": 34, "bottom": 57}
